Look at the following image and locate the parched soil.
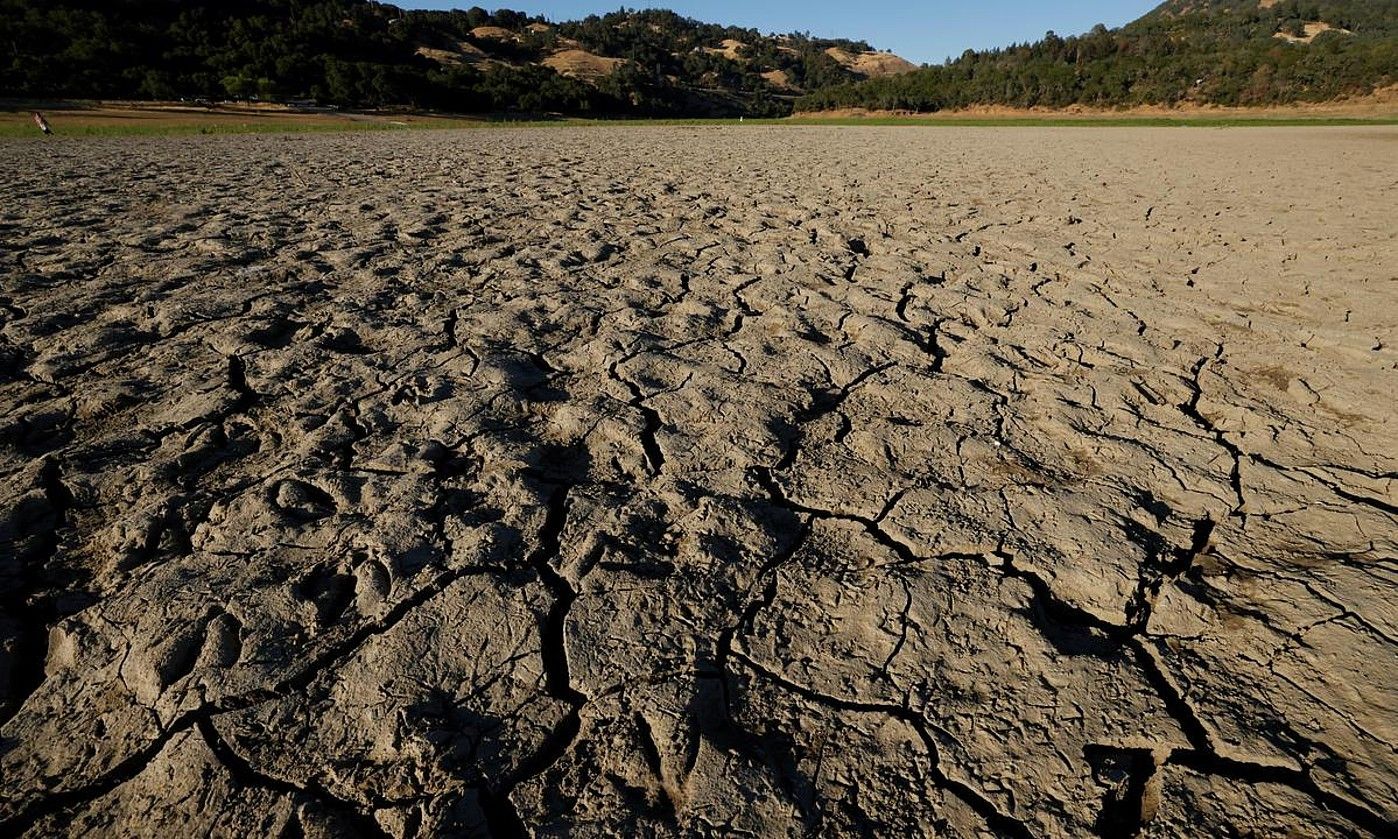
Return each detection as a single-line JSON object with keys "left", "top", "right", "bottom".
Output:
{"left": 1, "top": 126, "right": 1395, "bottom": 837}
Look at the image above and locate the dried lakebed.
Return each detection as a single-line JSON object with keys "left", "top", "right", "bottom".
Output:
{"left": 1, "top": 126, "right": 1395, "bottom": 837}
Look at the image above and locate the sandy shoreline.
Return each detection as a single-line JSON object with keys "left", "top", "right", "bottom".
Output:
{"left": 1, "top": 126, "right": 1394, "bottom": 836}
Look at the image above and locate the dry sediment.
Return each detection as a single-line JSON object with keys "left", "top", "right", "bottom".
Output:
{"left": 0, "top": 126, "right": 1395, "bottom": 836}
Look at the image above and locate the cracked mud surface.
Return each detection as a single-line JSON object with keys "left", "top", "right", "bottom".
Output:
{"left": 1, "top": 126, "right": 1395, "bottom": 837}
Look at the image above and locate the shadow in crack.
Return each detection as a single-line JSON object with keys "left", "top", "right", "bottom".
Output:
{"left": 681, "top": 497, "right": 821, "bottom": 829}
{"left": 499, "top": 353, "right": 569, "bottom": 404}
{"left": 687, "top": 667, "right": 823, "bottom": 830}
{"left": 406, "top": 687, "right": 518, "bottom": 786}
{"left": 1086, "top": 744, "right": 1158, "bottom": 839}
{"left": 1, "top": 408, "right": 72, "bottom": 457}
{"left": 1, "top": 461, "right": 95, "bottom": 728}
{"left": 244, "top": 315, "right": 310, "bottom": 350}
{"left": 1022, "top": 592, "right": 1121, "bottom": 658}
{"left": 527, "top": 440, "right": 593, "bottom": 485}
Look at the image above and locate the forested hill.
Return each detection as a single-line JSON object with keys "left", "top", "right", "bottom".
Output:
{"left": 0, "top": 1, "right": 916, "bottom": 117}
{"left": 796, "top": 0, "right": 1397, "bottom": 112}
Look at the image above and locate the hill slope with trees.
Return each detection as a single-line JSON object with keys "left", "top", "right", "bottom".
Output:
{"left": 796, "top": 0, "right": 1396, "bottom": 112}
{"left": 0, "top": 1, "right": 914, "bottom": 117}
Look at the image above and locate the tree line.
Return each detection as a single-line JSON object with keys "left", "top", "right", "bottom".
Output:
{"left": 796, "top": 0, "right": 1396, "bottom": 112}
{"left": 0, "top": 1, "right": 873, "bottom": 117}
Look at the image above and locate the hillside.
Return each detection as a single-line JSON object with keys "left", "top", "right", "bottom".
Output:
{"left": 797, "top": 0, "right": 1397, "bottom": 112}
{"left": 0, "top": 2, "right": 917, "bottom": 117}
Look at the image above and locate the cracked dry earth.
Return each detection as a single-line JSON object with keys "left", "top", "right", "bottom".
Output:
{"left": 0, "top": 126, "right": 1395, "bottom": 838}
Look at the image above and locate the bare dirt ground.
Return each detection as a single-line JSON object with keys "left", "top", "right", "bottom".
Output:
{"left": 1, "top": 126, "right": 1395, "bottom": 837}
{"left": 804, "top": 84, "right": 1398, "bottom": 120}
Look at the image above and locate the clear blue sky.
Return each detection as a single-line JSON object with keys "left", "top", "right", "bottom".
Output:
{"left": 404, "top": 1, "right": 1162, "bottom": 65}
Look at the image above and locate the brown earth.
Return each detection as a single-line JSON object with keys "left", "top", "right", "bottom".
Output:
{"left": 761, "top": 69, "right": 796, "bottom": 91}
{"left": 803, "top": 86, "right": 1398, "bottom": 119}
{"left": 0, "top": 126, "right": 1395, "bottom": 837}
{"left": 416, "top": 41, "right": 494, "bottom": 67}
{"left": 541, "top": 49, "right": 625, "bottom": 81}
{"left": 469, "top": 26, "right": 516, "bottom": 42}
{"left": 824, "top": 47, "right": 920, "bottom": 78}
{"left": 704, "top": 39, "right": 747, "bottom": 61}
{"left": 415, "top": 45, "right": 464, "bottom": 66}
{"left": 1274, "top": 21, "right": 1352, "bottom": 44}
